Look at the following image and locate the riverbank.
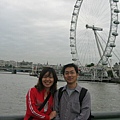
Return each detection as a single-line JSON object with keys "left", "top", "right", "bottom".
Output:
{"left": 77, "top": 76, "right": 120, "bottom": 84}
{"left": 1, "top": 71, "right": 120, "bottom": 84}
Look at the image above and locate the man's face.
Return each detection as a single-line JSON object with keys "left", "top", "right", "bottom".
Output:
{"left": 64, "top": 67, "right": 78, "bottom": 84}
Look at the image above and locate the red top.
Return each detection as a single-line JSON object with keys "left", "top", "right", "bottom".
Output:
{"left": 24, "top": 87, "right": 54, "bottom": 120}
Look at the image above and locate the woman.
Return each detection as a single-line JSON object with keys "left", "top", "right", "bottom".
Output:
{"left": 24, "top": 67, "right": 58, "bottom": 120}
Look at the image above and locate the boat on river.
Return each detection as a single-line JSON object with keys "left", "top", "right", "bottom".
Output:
{"left": 57, "top": 74, "right": 64, "bottom": 81}
{"left": 29, "top": 72, "right": 38, "bottom": 77}
{"left": 0, "top": 112, "right": 120, "bottom": 120}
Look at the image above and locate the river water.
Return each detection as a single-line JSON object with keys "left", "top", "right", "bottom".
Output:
{"left": 0, "top": 72, "right": 120, "bottom": 116}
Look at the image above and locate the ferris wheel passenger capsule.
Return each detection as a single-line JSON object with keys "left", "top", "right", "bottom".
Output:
{"left": 71, "top": 20, "right": 75, "bottom": 23}
{"left": 71, "top": 51, "right": 76, "bottom": 54}
{"left": 114, "top": 9, "right": 120, "bottom": 13}
{"left": 113, "top": 0, "right": 119, "bottom": 2}
{"left": 73, "top": 12, "right": 77, "bottom": 16}
{"left": 70, "top": 37, "right": 74, "bottom": 39}
{"left": 102, "top": 61, "right": 107, "bottom": 65}
{"left": 110, "top": 43, "right": 116, "bottom": 47}
{"left": 74, "top": 5, "right": 79, "bottom": 8}
{"left": 72, "top": 58, "right": 77, "bottom": 61}
{"left": 70, "top": 29, "right": 75, "bottom": 31}
{"left": 112, "top": 32, "right": 118, "bottom": 36}
{"left": 70, "top": 44, "right": 75, "bottom": 47}
{"left": 106, "top": 53, "right": 112, "bottom": 57}
{"left": 113, "top": 20, "right": 120, "bottom": 24}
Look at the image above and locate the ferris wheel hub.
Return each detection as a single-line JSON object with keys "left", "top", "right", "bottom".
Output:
{"left": 86, "top": 24, "right": 103, "bottom": 31}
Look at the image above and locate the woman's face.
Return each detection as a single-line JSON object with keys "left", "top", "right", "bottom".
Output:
{"left": 42, "top": 72, "right": 54, "bottom": 89}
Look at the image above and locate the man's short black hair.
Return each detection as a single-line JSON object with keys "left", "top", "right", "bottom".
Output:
{"left": 62, "top": 63, "right": 78, "bottom": 75}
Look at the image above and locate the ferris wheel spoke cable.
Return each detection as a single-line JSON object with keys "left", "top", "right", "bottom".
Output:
{"left": 83, "top": 1, "right": 108, "bottom": 23}
{"left": 77, "top": 31, "right": 94, "bottom": 64}
{"left": 112, "top": 51, "right": 120, "bottom": 61}
{"left": 78, "top": 29, "right": 103, "bottom": 65}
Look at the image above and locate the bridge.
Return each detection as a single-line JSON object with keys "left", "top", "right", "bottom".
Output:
{"left": 0, "top": 66, "right": 32, "bottom": 73}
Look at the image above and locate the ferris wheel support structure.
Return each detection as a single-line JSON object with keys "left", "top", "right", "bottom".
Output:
{"left": 86, "top": 25, "right": 103, "bottom": 59}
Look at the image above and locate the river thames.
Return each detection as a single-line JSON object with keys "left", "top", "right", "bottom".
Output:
{"left": 0, "top": 72, "right": 120, "bottom": 116}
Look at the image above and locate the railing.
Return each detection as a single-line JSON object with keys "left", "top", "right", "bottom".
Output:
{"left": 0, "top": 112, "right": 120, "bottom": 120}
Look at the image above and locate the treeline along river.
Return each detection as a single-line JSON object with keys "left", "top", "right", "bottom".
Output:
{"left": 0, "top": 72, "right": 120, "bottom": 116}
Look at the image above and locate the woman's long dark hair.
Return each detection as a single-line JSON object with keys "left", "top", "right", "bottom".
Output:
{"left": 35, "top": 67, "right": 58, "bottom": 96}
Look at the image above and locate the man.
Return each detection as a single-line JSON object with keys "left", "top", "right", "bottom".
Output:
{"left": 54, "top": 63, "right": 91, "bottom": 120}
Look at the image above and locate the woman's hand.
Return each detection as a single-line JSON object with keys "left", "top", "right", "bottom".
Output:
{"left": 49, "top": 111, "right": 57, "bottom": 120}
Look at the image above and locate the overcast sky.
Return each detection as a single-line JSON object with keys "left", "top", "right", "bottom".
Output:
{"left": 0, "top": 0, "right": 120, "bottom": 65}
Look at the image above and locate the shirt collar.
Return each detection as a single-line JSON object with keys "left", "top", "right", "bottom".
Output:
{"left": 63, "top": 83, "right": 82, "bottom": 93}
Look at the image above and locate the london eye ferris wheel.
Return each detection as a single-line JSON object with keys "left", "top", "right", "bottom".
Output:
{"left": 70, "top": 0, "right": 119, "bottom": 78}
